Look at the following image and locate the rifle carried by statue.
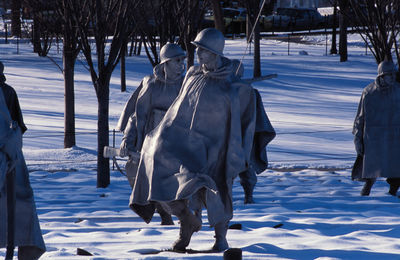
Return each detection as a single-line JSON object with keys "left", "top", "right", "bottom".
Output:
{"left": 103, "top": 146, "right": 140, "bottom": 187}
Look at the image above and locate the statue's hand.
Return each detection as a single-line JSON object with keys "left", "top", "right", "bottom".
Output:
{"left": 119, "top": 139, "right": 129, "bottom": 157}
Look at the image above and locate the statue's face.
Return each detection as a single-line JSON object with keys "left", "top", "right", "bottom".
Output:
{"left": 196, "top": 47, "right": 218, "bottom": 68}
{"left": 164, "top": 56, "right": 185, "bottom": 79}
{"left": 382, "top": 73, "right": 395, "bottom": 86}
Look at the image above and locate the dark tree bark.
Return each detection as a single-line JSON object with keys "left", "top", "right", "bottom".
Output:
{"left": 32, "top": 17, "right": 42, "bottom": 53}
{"left": 338, "top": 0, "right": 349, "bottom": 62}
{"left": 73, "top": 0, "right": 134, "bottom": 187}
{"left": 348, "top": 0, "right": 400, "bottom": 67}
{"left": 11, "top": 0, "right": 21, "bottom": 37}
{"left": 330, "top": 0, "right": 338, "bottom": 54}
{"left": 131, "top": 0, "right": 206, "bottom": 68}
{"left": 63, "top": 50, "right": 76, "bottom": 148}
{"left": 210, "top": 0, "right": 224, "bottom": 33}
{"left": 58, "top": 0, "right": 82, "bottom": 148}
{"left": 253, "top": 22, "right": 261, "bottom": 77}
{"left": 96, "top": 76, "right": 111, "bottom": 188}
{"left": 120, "top": 42, "right": 126, "bottom": 92}
{"left": 23, "top": 0, "right": 58, "bottom": 57}
{"left": 176, "top": 0, "right": 208, "bottom": 68}
{"left": 132, "top": 0, "right": 177, "bottom": 67}
{"left": 240, "top": 0, "right": 273, "bottom": 78}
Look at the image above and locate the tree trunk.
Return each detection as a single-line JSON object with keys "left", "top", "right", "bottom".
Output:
{"left": 69, "top": 0, "right": 133, "bottom": 188}
{"left": 338, "top": 1, "right": 348, "bottom": 62}
{"left": 64, "top": 50, "right": 76, "bottom": 148}
{"left": 330, "top": 0, "right": 338, "bottom": 55}
{"left": 210, "top": 0, "right": 224, "bottom": 34}
{"left": 33, "top": 17, "right": 41, "bottom": 54}
{"left": 95, "top": 71, "right": 112, "bottom": 188}
{"left": 121, "top": 43, "right": 126, "bottom": 92}
{"left": 339, "top": 12, "right": 347, "bottom": 62}
{"left": 246, "top": 14, "right": 251, "bottom": 42}
{"left": 253, "top": 22, "right": 261, "bottom": 78}
{"left": 96, "top": 79, "right": 110, "bottom": 188}
{"left": 185, "top": 37, "right": 195, "bottom": 68}
{"left": 11, "top": 0, "right": 21, "bottom": 37}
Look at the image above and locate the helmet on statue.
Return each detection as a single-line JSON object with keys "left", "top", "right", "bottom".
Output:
{"left": 377, "top": 60, "right": 396, "bottom": 77}
{"left": 191, "top": 28, "right": 225, "bottom": 56}
{"left": 160, "top": 43, "right": 186, "bottom": 64}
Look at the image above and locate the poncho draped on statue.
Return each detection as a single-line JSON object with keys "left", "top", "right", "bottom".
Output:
{"left": 1, "top": 82, "right": 27, "bottom": 134}
{"left": 116, "top": 63, "right": 183, "bottom": 189}
{"left": 0, "top": 87, "right": 46, "bottom": 257}
{"left": 129, "top": 58, "right": 256, "bottom": 226}
{"left": 251, "top": 89, "right": 276, "bottom": 174}
{"left": 118, "top": 63, "right": 183, "bottom": 152}
{"left": 352, "top": 78, "right": 400, "bottom": 179}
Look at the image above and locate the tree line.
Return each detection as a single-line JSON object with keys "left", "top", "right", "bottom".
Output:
{"left": 2, "top": 0, "right": 399, "bottom": 188}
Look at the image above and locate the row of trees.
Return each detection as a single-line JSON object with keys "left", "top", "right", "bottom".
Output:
{"left": 330, "top": 0, "right": 400, "bottom": 66}
{"left": 0, "top": 0, "right": 276, "bottom": 188}
{"left": 3, "top": 0, "right": 235, "bottom": 188}
{"left": 2, "top": 0, "right": 399, "bottom": 187}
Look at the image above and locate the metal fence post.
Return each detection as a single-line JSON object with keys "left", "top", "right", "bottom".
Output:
{"left": 4, "top": 23, "right": 8, "bottom": 44}
{"left": 112, "top": 129, "right": 115, "bottom": 170}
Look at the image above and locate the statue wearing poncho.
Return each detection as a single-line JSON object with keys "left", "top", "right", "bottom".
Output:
{"left": 129, "top": 28, "right": 256, "bottom": 252}
{"left": 118, "top": 43, "right": 186, "bottom": 225}
{"left": 0, "top": 61, "right": 46, "bottom": 259}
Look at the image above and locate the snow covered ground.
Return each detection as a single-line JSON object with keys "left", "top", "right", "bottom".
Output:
{"left": 2, "top": 33, "right": 400, "bottom": 259}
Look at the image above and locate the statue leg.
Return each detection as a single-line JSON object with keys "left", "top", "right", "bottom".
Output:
{"left": 361, "top": 178, "right": 376, "bottom": 196}
{"left": 154, "top": 202, "right": 174, "bottom": 225}
{"left": 168, "top": 200, "right": 201, "bottom": 252}
{"left": 387, "top": 178, "right": 400, "bottom": 196}
{"left": 18, "top": 245, "right": 45, "bottom": 260}
{"left": 239, "top": 169, "right": 257, "bottom": 204}
{"left": 212, "top": 221, "right": 229, "bottom": 252}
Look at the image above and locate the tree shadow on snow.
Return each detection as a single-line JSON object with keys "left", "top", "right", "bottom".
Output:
{"left": 243, "top": 243, "right": 400, "bottom": 260}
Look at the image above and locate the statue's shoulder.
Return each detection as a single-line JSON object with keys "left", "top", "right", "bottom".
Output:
{"left": 143, "top": 74, "right": 156, "bottom": 84}
{"left": 141, "top": 74, "right": 159, "bottom": 90}
{"left": 187, "top": 65, "right": 201, "bottom": 76}
{"left": 231, "top": 80, "right": 253, "bottom": 95}
{"left": 363, "top": 81, "right": 377, "bottom": 95}
{"left": 0, "top": 82, "right": 15, "bottom": 93}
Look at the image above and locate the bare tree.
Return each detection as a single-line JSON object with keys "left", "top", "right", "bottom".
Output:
{"left": 176, "top": 0, "right": 209, "bottom": 68}
{"left": 120, "top": 42, "right": 127, "bottom": 92}
{"left": 23, "top": 0, "right": 61, "bottom": 56}
{"left": 209, "top": 0, "right": 224, "bottom": 33}
{"left": 330, "top": 0, "right": 338, "bottom": 54}
{"left": 132, "top": 0, "right": 208, "bottom": 68}
{"left": 11, "top": 0, "right": 21, "bottom": 37}
{"left": 348, "top": 0, "right": 400, "bottom": 67}
{"left": 131, "top": 1, "right": 166, "bottom": 67}
{"left": 338, "top": 0, "right": 349, "bottom": 62}
{"left": 71, "top": 0, "right": 135, "bottom": 187}
{"left": 240, "top": 0, "right": 273, "bottom": 78}
{"left": 54, "top": 0, "right": 83, "bottom": 148}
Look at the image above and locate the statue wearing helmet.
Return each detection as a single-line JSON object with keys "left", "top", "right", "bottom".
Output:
{"left": 352, "top": 60, "right": 400, "bottom": 196}
{"left": 0, "top": 61, "right": 46, "bottom": 259}
{"left": 129, "top": 28, "right": 275, "bottom": 252}
{"left": 116, "top": 43, "right": 186, "bottom": 225}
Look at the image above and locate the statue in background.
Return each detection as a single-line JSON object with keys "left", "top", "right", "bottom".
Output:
{"left": 352, "top": 60, "right": 400, "bottom": 196}
{"left": 117, "top": 43, "right": 186, "bottom": 225}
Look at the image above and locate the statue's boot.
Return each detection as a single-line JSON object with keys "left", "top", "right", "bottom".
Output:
{"left": 361, "top": 178, "right": 375, "bottom": 196}
{"left": 389, "top": 184, "right": 399, "bottom": 196}
{"left": 243, "top": 185, "right": 255, "bottom": 204}
{"left": 170, "top": 202, "right": 201, "bottom": 252}
{"left": 387, "top": 179, "right": 400, "bottom": 196}
{"left": 155, "top": 203, "right": 174, "bottom": 225}
{"left": 212, "top": 222, "right": 229, "bottom": 252}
